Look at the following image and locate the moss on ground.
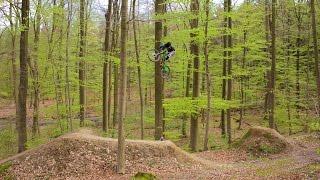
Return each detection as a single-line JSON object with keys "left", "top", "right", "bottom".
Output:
{"left": 0, "top": 162, "right": 14, "bottom": 180}
{"left": 132, "top": 172, "right": 157, "bottom": 180}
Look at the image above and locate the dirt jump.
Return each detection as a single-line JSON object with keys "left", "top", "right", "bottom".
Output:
{"left": 1, "top": 127, "right": 320, "bottom": 179}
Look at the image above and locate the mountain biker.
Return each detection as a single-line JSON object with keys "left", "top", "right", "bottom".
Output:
{"left": 160, "top": 42, "right": 175, "bottom": 61}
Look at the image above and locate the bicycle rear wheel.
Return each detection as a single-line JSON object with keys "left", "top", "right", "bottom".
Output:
{"left": 161, "top": 65, "right": 170, "bottom": 80}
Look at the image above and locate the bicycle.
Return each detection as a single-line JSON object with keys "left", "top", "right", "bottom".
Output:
{"left": 148, "top": 48, "right": 171, "bottom": 79}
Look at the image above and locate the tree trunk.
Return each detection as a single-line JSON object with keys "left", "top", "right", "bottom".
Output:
{"left": 154, "top": 0, "right": 164, "bottom": 140}
{"left": 311, "top": 0, "right": 320, "bottom": 103}
{"left": 117, "top": 0, "right": 128, "bottom": 172}
{"left": 18, "top": 0, "right": 29, "bottom": 153}
{"left": 189, "top": 0, "right": 200, "bottom": 152}
{"left": 65, "top": 0, "right": 73, "bottom": 131}
{"left": 113, "top": 65, "right": 119, "bottom": 128}
{"left": 221, "top": 0, "right": 228, "bottom": 136}
{"left": 79, "top": 0, "right": 86, "bottom": 127}
{"left": 296, "top": 15, "right": 301, "bottom": 120}
{"left": 9, "top": 0, "right": 19, "bottom": 131}
{"left": 263, "top": 0, "right": 270, "bottom": 118}
{"left": 30, "top": 0, "right": 41, "bottom": 137}
{"left": 103, "top": 0, "right": 112, "bottom": 132}
{"left": 111, "top": 0, "right": 120, "bottom": 129}
{"left": 108, "top": 62, "right": 113, "bottom": 128}
{"left": 268, "top": 0, "right": 276, "bottom": 129}
{"left": 132, "top": 0, "right": 144, "bottom": 139}
{"left": 203, "top": 0, "right": 211, "bottom": 151}
{"left": 239, "top": 30, "right": 247, "bottom": 130}
{"left": 226, "top": 0, "right": 233, "bottom": 144}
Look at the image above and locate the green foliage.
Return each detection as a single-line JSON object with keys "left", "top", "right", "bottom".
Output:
{"left": 0, "top": 128, "right": 16, "bottom": 159}
{"left": 258, "top": 144, "right": 279, "bottom": 154}
{"left": 0, "top": 162, "right": 12, "bottom": 175}
{"left": 163, "top": 131, "right": 181, "bottom": 141}
{"left": 132, "top": 172, "right": 157, "bottom": 180}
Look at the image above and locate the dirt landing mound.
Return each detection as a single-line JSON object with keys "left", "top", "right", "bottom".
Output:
{"left": 235, "top": 126, "right": 292, "bottom": 156}
{"left": 1, "top": 132, "right": 200, "bottom": 179}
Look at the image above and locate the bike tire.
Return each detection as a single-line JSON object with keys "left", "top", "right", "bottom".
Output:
{"left": 161, "top": 66, "right": 171, "bottom": 80}
{"left": 148, "top": 49, "right": 161, "bottom": 62}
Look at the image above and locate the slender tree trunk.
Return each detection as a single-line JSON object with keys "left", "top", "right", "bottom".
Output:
{"left": 183, "top": 49, "right": 192, "bottom": 137}
{"left": 203, "top": 0, "right": 211, "bottom": 151}
{"left": 56, "top": 0, "right": 65, "bottom": 121}
{"left": 117, "top": 0, "right": 128, "bottom": 172}
{"left": 296, "top": 22, "right": 301, "bottom": 119}
{"left": 264, "top": 0, "right": 270, "bottom": 118}
{"left": 107, "top": 62, "right": 112, "bottom": 128}
{"left": 285, "top": 19, "right": 292, "bottom": 135}
{"left": 30, "top": 0, "right": 41, "bottom": 137}
{"left": 268, "top": 0, "right": 276, "bottom": 129}
{"left": 132, "top": 0, "right": 144, "bottom": 139}
{"left": 221, "top": 0, "right": 228, "bottom": 136}
{"left": 9, "top": 0, "right": 19, "bottom": 130}
{"left": 162, "top": 0, "right": 167, "bottom": 135}
{"left": 111, "top": 0, "right": 120, "bottom": 129}
{"left": 239, "top": 30, "right": 247, "bottom": 130}
{"left": 226, "top": 0, "right": 233, "bottom": 144}
{"left": 18, "top": 0, "right": 29, "bottom": 153}
{"left": 154, "top": 0, "right": 164, "bottom": 140}
{"left": 65, "top": 0, "right": 73, "bottom": 131}
{"left": 79, "top": 0, "right": 86, "bottom": 127}
{"left": 189, "top": 0, "right": 200, "bottom": 151}
{"left": 103, "top": 0, "right": 112, "bottom": 132}
{"left": 113, "top": 65, "right": 119, "bottom": 128}
{"left": 310, "top": 0, "right": 320, "bottom": 103}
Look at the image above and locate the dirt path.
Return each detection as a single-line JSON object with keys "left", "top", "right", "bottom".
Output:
{"left": 184, "top": 134, "right": 320, "bottom": 179}
{"left": 1, "top": 129, "right": 320, "bottom": 179}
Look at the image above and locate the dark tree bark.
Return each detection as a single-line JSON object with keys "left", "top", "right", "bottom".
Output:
{"left": 226, "top": 0, "right": 233, "bottom": 144}
{"left": 267, "top": 0, "right": 276, "bottom": 129}
{"left": 103, "top": 0, "right": 113, "bottom": 132}
{"left": 18, "top": 0, "right": 29, "bottom": 153}
{"left": 189, "top": 0, "right": 200, "bottom": 152}
{"left": 221, "top": 0, "right": 228, "bottom": 136}
{"left": 79, "top": 0, "right": 86, "bottom": 127}
{"left": 203, "top": 0, "right": 211, "bottom": 151}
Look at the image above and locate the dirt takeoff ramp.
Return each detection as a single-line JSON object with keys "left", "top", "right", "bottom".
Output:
{"left": 0, "top": 132, "right": 202, "bottom": 179}
{"left": 234, "top": 126, "right": 292, "bottom": 156}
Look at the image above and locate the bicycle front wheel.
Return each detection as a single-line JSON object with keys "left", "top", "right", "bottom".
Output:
{"left": 148, "top": 49, "right": 161, "bottom": 62}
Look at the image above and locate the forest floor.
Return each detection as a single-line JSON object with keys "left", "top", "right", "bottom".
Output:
{"left": 1, "top": 97, "right": 320, "bottom": 179}
{"left": 1, "top": 128, "right": 320, "bottom": 179}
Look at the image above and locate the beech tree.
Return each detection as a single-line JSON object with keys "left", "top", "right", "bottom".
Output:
{"left": 117, "top": 0, "right": 128, "bottom": 173}
{"left": 189, "top": 0, "right": 200, "bottom": 151}
{"left": 17, "top": 0, "right": 29, "bottom": 152}
{"left": 154, "top": 0, "right": 164, "bottom": 140}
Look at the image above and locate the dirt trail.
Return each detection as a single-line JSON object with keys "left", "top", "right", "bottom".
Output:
{"left": 1, "top": 129, "right": 320, "bottom": 179}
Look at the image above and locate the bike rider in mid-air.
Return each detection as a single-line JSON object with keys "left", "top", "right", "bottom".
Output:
{"left": 160, "top": 42, "right": 175, "bottom": 61}
{"left": 159, "top": 42, "right": 175, "bottom": 77}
